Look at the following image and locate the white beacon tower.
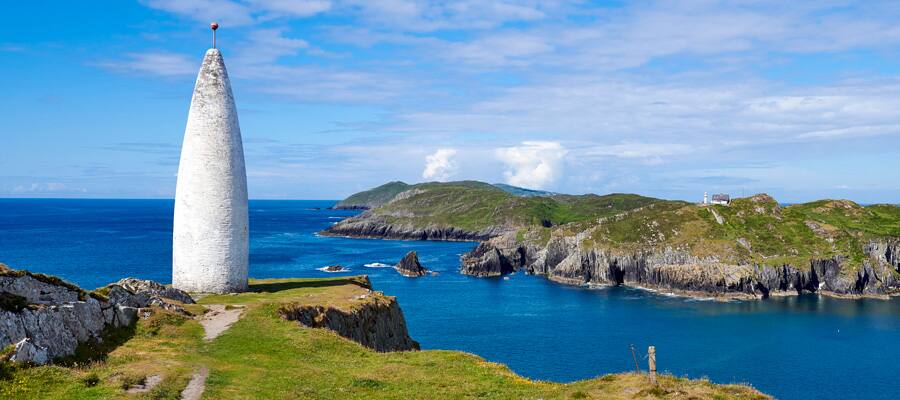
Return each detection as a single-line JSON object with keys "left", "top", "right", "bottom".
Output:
{"left": 172, "top": 27, "right": 249, "bottom": 293}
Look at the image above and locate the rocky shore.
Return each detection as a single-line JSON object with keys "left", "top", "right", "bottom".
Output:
{"left": 323, "top": 213, "right": 504, "bottom": 241}
{"left": 461, "top": 234, "right": 900, "bottom": 300}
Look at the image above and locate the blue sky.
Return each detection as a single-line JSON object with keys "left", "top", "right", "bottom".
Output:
{"left": 2, "top": 1, "right": 899, "bottom": 202}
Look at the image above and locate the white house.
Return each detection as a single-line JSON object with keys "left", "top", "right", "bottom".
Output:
{"left": 711, "top": 193, "right": 730, "bottom": 205}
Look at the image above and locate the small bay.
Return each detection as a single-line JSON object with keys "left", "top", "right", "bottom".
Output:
{"left": 0, "top": 198, "right": 897, "bottom": 400}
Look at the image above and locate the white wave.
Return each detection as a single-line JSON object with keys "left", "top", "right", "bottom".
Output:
{"left": 317, "top": 266, "right": 350, "bottom": 273}
{"left": 328, "top": 216, "right": 343, "bottom": 219}
{"left": 364, "top": 262, "right": 391, "bottom": 268}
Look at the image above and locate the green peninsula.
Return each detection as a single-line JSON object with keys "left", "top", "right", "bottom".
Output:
{"left": 326, "top": 181, "right": 900, "bottom": 299}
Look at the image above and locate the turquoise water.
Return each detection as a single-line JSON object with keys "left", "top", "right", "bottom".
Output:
{"left": 1, "top": 199, "right": 898, "bottom": 399}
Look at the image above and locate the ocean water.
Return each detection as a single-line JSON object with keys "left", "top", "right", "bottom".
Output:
{"left": 1, "top": 199, "right": 899, "bottom": 400}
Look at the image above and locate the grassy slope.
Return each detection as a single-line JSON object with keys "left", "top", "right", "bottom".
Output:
{"left": 334, "top": 181, "right": 411, "bottom": 209}
{"left": 344, "top": 181, "right": 900, "bottom": 272}
{"left": 2, "top": 277, "right": 768, "bottom": 400}
{"left": 579, "top": 195, "right": 900, "bottom": 271}
{"left": 373, "top": 181, "right": 659, "bottom": 231}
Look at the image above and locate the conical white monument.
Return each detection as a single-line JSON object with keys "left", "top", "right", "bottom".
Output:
{"left": 172, "top": 35, "right": 249, "bottom": 293}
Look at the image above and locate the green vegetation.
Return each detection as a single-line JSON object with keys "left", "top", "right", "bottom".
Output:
{"left": 579, "top": 194, "right": 900, "bottom": 271}
{"left": 340, "top": 181, "right": 900, "bottom": 273}
{"left": 369, "top": 181, "right": 659, "bottom": 231}
{"left": 492, "top": 183, "right": 556, "bottom": 197}
{"left": 1, "top": 277, "right": 768, "bottom": 399}
{"left": 333, "top": 181, "right": 411, "bottom": 209}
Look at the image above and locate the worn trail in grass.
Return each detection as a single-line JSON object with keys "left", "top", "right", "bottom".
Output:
{"left": 1, "top": 277, "right": 769, "bottom": 400}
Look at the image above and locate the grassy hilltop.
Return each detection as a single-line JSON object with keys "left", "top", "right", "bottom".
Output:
{"left": 334, "top": 181, "right": 900, "bottom": 273}
{"left": 1, "top": 277, "right": 767, "bottom": 399}
{"left": 333, "top": 181, "right": 412, "bottom": 209}
{"left": 349, "top": 180, "right": 658, "bottom": 231}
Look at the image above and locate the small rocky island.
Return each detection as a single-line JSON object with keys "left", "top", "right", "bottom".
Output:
{"left": 395, "top": 251, "right": 428, "bottom": 277}
{"left": 325, "top": 181, "right": 900, "bottom": 300}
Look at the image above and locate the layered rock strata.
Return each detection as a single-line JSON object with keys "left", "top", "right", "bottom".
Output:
{"left": 461, "top": 235, "right": 900, "bottom": 299}
{"left": 278, "top": 293, "right": 419, "bottom": 352}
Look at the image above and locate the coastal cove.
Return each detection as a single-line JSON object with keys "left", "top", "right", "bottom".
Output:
{"left": 2, "top": 199, "right": 899, "bottom": 400}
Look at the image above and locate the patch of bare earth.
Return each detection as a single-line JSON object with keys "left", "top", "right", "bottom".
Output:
{"left": 180, "top": 367, "right": 209, "bottom": 400}
{"left": 125, "top": 374, "right": 162, "bottom": 393}
{"left": 199, "top": 304, "right": 244, "bottom": 341}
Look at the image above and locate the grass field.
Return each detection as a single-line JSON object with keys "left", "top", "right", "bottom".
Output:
{"left": 1, "top": 277, "right": 769, "bottom": 399}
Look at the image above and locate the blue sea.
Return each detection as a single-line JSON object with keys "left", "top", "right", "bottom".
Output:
{"left": 1, "top": 199, "right": 899, "bottom": 400}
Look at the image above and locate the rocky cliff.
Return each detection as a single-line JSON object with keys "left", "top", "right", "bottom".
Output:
{"left": 0, "top": 264, "right": 193, "bottom": 364}
{"left": 461, "top": 235, "right": 900, "bottom": 299}
{"left": 278, "top": 292, "right": 419, "bottom": 352}
{"left": 323, "top": 213, "right": 503, "bottom": 241}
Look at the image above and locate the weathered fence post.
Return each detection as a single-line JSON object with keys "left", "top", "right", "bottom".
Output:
{"left": 648, "top": 345, "right": 657, "bottom": 385}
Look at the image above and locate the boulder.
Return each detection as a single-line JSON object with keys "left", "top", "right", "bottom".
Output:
{"left": 9, "top": 338, "right": 48, "bottom": 364}
{"left": 395, "top": 251, "right": 428, "bottom": 277}
{"left": 102, "top": 278, "right": 194, "bottom": 315}
{"left": 110, "top": 277, "right": 194, "bottom": 304}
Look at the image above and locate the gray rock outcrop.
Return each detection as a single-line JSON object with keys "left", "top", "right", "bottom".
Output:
{"left": 323, "top": 213, "right": 504, "bottom": 241}
{"left": 395, "top": 251, "right": 428, "bottom": 277}
{"left": 102, "top": 278, "right": 194, "bottom": 314}
{"left": 1, "top": 265, "right": 192, "bottom": 364}
{"left": 278, "top": 294, "right": 419, "bottom": 352}
{"left": 460, "top": 235, "right": 900, "bottom": 299}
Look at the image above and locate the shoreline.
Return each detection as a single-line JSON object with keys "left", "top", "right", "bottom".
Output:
{"left": 317, "top": 230, "right": 483, "bottom": 243}
{"left": 323, "top": 228, "right": 900, "bottom": 302}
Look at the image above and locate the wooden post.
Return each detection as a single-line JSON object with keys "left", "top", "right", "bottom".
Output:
{"left": 648, "top": 346, "right": 657, "bottom": 385}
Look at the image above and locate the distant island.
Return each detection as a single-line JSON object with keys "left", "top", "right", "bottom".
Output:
{"left": 325, "top": 181, "right": 900, "bottom": 300}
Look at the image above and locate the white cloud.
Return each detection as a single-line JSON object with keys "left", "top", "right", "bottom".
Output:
{"left": 95, "top": 52, "right": 196, "bottom": 77}
{"left": 234, "top": 28, "right": 310, "bottom": 64}
{"left": 422, "top": 148, "right": 458, "bottom": 181}
{"left": 141, "top": 0, "right": 256, "bottom": 26}
{"left": 342, "top": 0, "right": 551, "bottom": 32}
{"left": 12, "top": 183, "right": 86, "bottom": 194}
{"left": 495, "top": 141, "right": 567, "bottom": 189}
{"left": 444, "top": 32, "right": 552, "bottom": 66}
{"left": 141, "top": 0, "right": 331, "bottom": 26}
{"left": 247, "top": 0, "right": 331, "bottom": 17}
{"left": 579, "top": 142, "right": 696, "bottom": 165}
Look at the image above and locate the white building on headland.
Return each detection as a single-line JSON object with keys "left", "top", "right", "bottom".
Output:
{"left": 172, "top": 47, "right": 249, "bottom": 294}
{"left": 711, "top": 193, "right": 731, "bottom": 205}
{"left": 702, "top": 192, "right": 731, "bottom": 205}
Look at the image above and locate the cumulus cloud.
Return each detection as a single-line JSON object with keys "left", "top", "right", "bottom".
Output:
{"left": 495, "top": 141, "right": 566, "bottom": 189}
{"left": 422, "top": 148, "right": 458, "bottom": 181}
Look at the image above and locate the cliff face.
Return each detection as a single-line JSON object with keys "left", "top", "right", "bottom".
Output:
{"left": 278, "top": 293, "right": 419, "bottom": 352}
{"left": 461, "top": 235, "right": 900, "bottom": 299}
{"left": 1, "top": 265, "right": 194, "bottom": 364}
{"left": 323, "top": 213, "right": 504, "bottom": 241}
